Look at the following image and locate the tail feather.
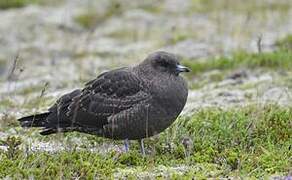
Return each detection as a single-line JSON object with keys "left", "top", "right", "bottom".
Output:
{"left": 40, "top": 128, "right": 57, "bottom": 135}
{"left": 18, "top": 112, "right": 50, "bottom": 128}
{"left": 18, "top": 111, "right": 99, "bottom": 136}
{"left": 18, "top": 112, "right": 77, "bottom": 135}
{"left": 40, "top": 127, "right": 77, "bottom": 135}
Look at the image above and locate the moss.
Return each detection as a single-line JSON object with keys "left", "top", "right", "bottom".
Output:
{"left": 173, "top": 105, "right": 291, "bottom": 176}
{"left": 145, "top": 104, "right": 291, "bottom": 177}
{"left": 0, "top": 150, "right": 117, "bottom": 179}
{"left": 117, "top": 151, "right": 144, "bottom": 166}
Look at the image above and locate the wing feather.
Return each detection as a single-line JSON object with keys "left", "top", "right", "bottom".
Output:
{"left": 63, "top": 68, "right": 150, "bottom": 127}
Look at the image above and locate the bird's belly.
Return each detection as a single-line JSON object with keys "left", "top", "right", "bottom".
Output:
{"left": 150, "top": 83, "right": 188, "bottom": 132}
{"left": 124, "top": 96, "right": 186, "bottom": 140}
{"left": 101, "top": 101, "right": 184, "bottom": 140}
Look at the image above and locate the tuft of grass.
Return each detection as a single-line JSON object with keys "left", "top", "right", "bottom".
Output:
{"left": 0, "top": 136, "right": 22, "bottom": 159}
{"left": 275, "top": 34, "right": 292, "bottom": 51}
{"left": 0, "top": 114, "right": 18, "bottom": 130}
{"left": 183, "top": 50, "right": 292, "bottom": 75}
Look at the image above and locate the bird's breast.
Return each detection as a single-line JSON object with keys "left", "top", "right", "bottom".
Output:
{"left": 150, "top": 76, "right": 188, "bottom": 118}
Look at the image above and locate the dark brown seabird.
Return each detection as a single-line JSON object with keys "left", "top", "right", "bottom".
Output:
{"left": 18, "top": 51, "right": 190, "bottom": 155}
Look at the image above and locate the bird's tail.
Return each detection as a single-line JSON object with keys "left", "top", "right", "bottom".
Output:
{"left": 18, "top": 112, "right": 77, "bottom": 135}
{"left": 18, "top": 112, "right": 50, "bottom": 128}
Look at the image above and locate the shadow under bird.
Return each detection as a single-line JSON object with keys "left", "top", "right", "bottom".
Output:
{"left": 18, "top": 51, "right": 190, "bottom": 155}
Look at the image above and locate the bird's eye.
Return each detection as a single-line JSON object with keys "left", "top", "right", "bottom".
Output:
{"left": 157, "top": 59, "right": 168, "bottom": 67}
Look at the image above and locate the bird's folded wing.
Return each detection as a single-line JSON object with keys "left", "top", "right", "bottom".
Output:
{"left": 64, "top": 68, "right": 150, "bottom": 127}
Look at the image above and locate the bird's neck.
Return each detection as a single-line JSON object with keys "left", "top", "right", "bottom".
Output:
{"left": 133, "top": 64, "right": 159, "bottom": 81}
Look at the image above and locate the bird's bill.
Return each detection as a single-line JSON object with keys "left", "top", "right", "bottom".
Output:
{"left": 176, "top": 65, "right": 190, "bottom": 73}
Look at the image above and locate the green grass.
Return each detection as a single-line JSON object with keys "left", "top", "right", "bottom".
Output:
{"left": 183, "top": 50, "right": 292, "bottom": 75}
{"left": 191, "top": 0, "right": 292, "bottom": 13}
{"left": 0, "top": 114, "right": 18, "bottom": 130}
{"left": 74, "top": 12, "right": 106, "bottom": 30}
{"left": 159, "top": 104, "right": 291, "bottom": 177}
{"left": 275, "top": 34, "right": 292, "bottom": 51}
{"left": 74, "top": 2, "right": 123, "bottom": 29}
{"left": 0, "top": 95, "right": 54, "bottom": 113}
{"left": 0, "top": 0, "right": 36, "bottom": 9}
{"left": 74, "top": 1, "right": 163, "bottom": 30}
{"left": 0, "top": 0, "right": 59, "bottom": 9}
{"left": 0, "top": 104, "right": 291, "bottom": 178}
{"left": 0, "top": 58, "right": 6, "bottom": 77}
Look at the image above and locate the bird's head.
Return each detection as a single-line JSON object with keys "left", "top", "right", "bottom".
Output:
{"left": 142, "top": 51, "right": 190, "bottom": 76}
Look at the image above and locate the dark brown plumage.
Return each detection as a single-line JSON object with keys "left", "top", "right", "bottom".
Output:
{"left": 18, "top": 51, "right": 189, "bottom": 153}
